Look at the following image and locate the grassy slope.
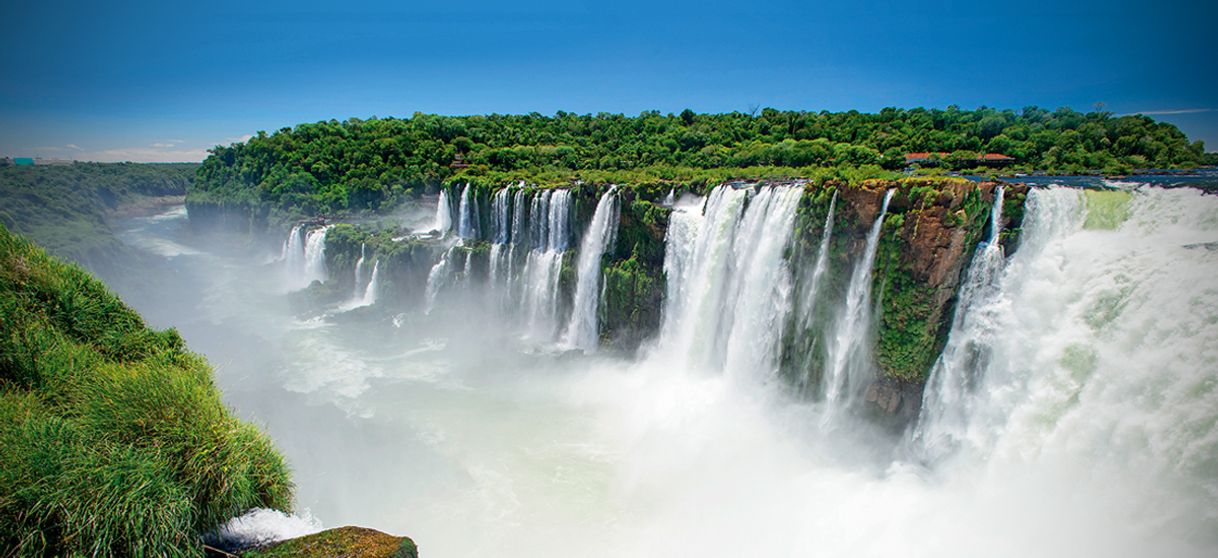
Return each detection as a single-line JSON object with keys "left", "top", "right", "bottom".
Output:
{"left": 0, "top": 223, "right": 292, "bottom": 557}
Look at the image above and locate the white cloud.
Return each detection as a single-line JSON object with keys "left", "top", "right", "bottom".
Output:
{"left": 69, "top": 145, "right": 211, "bottom": 163}
{"left": 19, "top": 133, "right": 252, "bottom": 163}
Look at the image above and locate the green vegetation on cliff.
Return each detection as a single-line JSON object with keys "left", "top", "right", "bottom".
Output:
{"left": 0, "top": 224, "right": 292, "bottom": 556}
{"left": 0, "top": 163, "right": 195, "bottom": 265}
{"left": 192, "top": 107, "right": 1205, "bottom": 218}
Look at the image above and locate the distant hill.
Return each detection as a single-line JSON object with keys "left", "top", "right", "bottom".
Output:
{"left": 0, "top": 163, "right": 196, "bottom": 266}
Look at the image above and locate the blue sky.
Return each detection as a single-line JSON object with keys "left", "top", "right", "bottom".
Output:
{"left": 1, "top": 0, "right": 1214, "bottom": 162}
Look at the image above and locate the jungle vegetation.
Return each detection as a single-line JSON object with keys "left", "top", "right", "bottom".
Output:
{"left": 191, "top": 107, "right": 1210, "bottom": 217}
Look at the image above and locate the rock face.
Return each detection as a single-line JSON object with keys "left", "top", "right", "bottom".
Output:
{"left": 237, "top": 527, "right": 418, "bottom": 558}
{"left": 779, "top": 178, "right": 1025, "bottom": 417}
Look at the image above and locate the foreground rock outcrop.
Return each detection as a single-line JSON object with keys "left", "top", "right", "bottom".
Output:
{"left": 236, "top": 527, "right": 418, "bottom": 558}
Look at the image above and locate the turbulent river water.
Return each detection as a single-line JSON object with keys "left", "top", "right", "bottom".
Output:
{"left": 108, "top": 182, "right": 1218, "bottom": 557}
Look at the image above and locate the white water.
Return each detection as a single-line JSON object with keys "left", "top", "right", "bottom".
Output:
{"left": 281, "top": 224, "right": 304, "bottom": 268}
{"left": 655, "top": 185, "right": 803, "bottom": 378}
{"left": 457, "top": 183, "right": 479, "bottom": 240}
{"left": 821, "top": 190, "right": 893, "bottom": 421}
{"left": 562, "top": 187, "right": 619, "bottom": 351}
{"left": 797, "top": 190, "right": 837, "bottom": 330}
{"left": 424, "top": 246, "right": 456, "bottom": 315}
{"left": 280, "top": 224, "right": 330, "bottom": 290}
{"left": 302, "top": 226, "right": 331, "bottom": 287}
{"left": 113, "top": 185, "right": 1218, "bottom": 557}
{"left": 518, "top": 189, "right": 571, "bottom": 340}
{"left": 914, "top": 185, "right": 1006, "bottom": 455}
{"left": 352, "top": 260, "right": 379, "bottom": 308}
{"left": 352, "top": 243, "right": 367, "bottom": 299}
{"left": 433, "top": 189, "right": 453, "bottom": 236}
{"left": 489, "top": 188, "right": 512, "bottom": 286}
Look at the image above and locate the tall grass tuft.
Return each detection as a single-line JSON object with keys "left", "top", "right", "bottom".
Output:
{"left": 0, "top": 223, "right": 293, "bottom": 556}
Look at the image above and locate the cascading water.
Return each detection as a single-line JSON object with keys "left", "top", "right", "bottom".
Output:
{"left": 913, "top": 185, "right": 1006, "bottom": 455}
{"left": 352, "top": 243, "right": 367, "bottom": 299}
{"left": 457, "top": 183, "right": 480, "bottom": 240}
{"left": 281, "top": 224, "right": 304, "bottom": 266}
{"left": 900, "top": 185, "right": 1218, "bottom": 554}
{"left": 821, "top": 190, "right": 892, "bottom": 420}
{"left": 280, "top": 224, "right": 330, "bottom": 290}
{"left": 433, "top": 189, "right": 453, "bottom": 236}
{"left": 561, "top": 186, "right": 619, "bottom": 351}
{"left": 520, "top": 190, "right": 571, "bottom": 340}
{"left": 359, "top": 260, "right": 379, "bottom": 306}
{"left": 720, "top": 186, "right": 804, "bottom": 379}
{"left": 796, "top": 190, "right": 837, "bottom": 330}
{"left": 424, "top": 247, "right": 455, "bottom": 315}
{"left": 302, "top": 226, "right": 331, "bottom": 286}
{"left": 656, "top": 185, "right": 803, "bottom": 376}
{"left": 488, "top": 188, "right": 512, "bottom": 286}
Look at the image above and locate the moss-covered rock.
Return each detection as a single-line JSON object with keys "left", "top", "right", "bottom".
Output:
{"left": 239, "top": 526, "right": 417, "bottom": 558}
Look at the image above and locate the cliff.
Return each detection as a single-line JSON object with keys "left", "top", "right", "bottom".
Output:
{"left": 250, "top": 176, "right": 1027, "bottom": 421}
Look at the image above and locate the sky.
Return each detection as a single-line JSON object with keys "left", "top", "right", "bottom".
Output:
{"left": 1, "top": 0, "right": 1215, "bottom": 162}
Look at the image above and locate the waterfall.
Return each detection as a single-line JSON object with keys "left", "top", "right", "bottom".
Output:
{"left": 457, "top": 183, "right": 479, "bottom": 240}
{"left": 433, "top": 189, "right": 453, "bottom": 237}
{"left": 281, "top": 224, "right": 330, "bottom": 290}
{"left": 561, "top": 186, "right": 620, "bottom": 351}
{"left": 720, "top": 186, "right": 804, "bottom": 379}
{"left": 913, "top": 185, "right": 1006, "bottom": 454}
{"left": 821, "top": 190, "right": 892, "bottom": 419}
{"left": 908, "top": 185, "right": 1218, "bottom": 523}
{"left": 796, "top": 190, "right": 837, "bottom": 330}
{"left": 656, "top": 185, "right": 803, "bottom": 376}
{"left": 519, "top": 190, "right": 571, "bottom": 340}
{"left": 359, "top": 260, "right": 380, "bottom": 306}
{"left": 424, "top": 247, "right": 455, "bottom": 315}
{"left": 506, "top": 188, "right": 528, "bottom": 298}
{"left": 281, "top": 224, "right": 304, "bottom": 265}
{"left": 302, "top": 226, "right": 331, "bottom": 287}
{"left": 489, "top": 188, "right": 512, "bottom": 286}
{"left": 663, "top": 188, "right": 675, "bottom": 206}
{"left": 352, "top": 243, "right": 367, "bottom": 299}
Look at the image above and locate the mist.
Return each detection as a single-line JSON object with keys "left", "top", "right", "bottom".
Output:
{"left": 101, "top": 183, "right": 1218, "bottom": 558}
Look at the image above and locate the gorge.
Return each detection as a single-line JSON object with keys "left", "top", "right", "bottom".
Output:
{"left": 182, "top": 174, "right": 1215, "bottom": 556}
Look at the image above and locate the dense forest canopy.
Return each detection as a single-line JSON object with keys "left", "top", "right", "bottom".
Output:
{"left": 193, "top": 107, "right": 1212, "bottom": 216}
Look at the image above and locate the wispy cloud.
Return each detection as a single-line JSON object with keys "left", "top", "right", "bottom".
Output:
{"left": 76, "top": 146, "right": 211, "bottom": 163}
{"left": 1122, "top": 108, "right": 1215, "bottom": 116}
{"left": 19, "top": 133, "right": 255, "bottom": 163}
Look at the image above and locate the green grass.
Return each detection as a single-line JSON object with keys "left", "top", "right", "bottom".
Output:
{"left": 0, "top": 223, "right": 292, "bottom": 557}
